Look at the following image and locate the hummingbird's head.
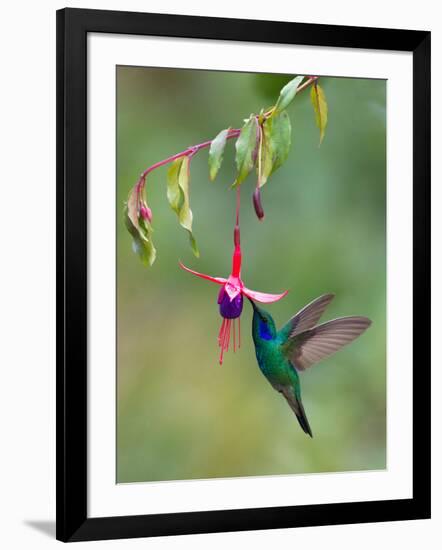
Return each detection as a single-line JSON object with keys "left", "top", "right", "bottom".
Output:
{"left": 248, "top": 298, "right": 277, "bottom": 341}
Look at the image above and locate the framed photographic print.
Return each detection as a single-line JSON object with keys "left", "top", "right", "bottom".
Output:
{"left": 56, "top": 7, "right": 431, "bottom": 542}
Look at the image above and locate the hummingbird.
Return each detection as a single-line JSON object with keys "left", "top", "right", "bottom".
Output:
{"left": 249, "top": 294, "right": 371, "bottom": 437}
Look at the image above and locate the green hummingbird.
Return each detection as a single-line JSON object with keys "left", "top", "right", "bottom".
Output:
{"left": 249, "top": 294, "right": 371, "bottom": 437}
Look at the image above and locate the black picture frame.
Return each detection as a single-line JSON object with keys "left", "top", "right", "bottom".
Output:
{"left": 56, "top": 7, "right": 431, "bottom": 542}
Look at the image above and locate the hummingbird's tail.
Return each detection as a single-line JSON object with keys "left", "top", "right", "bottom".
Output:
{"left": 281, "top": 387, "right": 313, "bottom": 437}
{"left": 294, "top": 398, "right": 313, "bottom": 438}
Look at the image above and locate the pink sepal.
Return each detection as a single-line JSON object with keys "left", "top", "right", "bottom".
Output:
{"left": 179, "top": 261, "right": 227, "bottom": 285}
{"left": 242, "top": 287, "right": 289, "bottom": 303}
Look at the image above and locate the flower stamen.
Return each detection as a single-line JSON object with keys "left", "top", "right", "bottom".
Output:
{"left": 238, "top": 317, "right": 241, "bottom": 349}
{"left": 233, "top": 319, "right": 236, "bottom": 352}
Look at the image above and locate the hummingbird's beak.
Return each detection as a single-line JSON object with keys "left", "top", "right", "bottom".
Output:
{"left": 247, "top": 297, "right": 268, "bottom": 323}
{"left": 247, "top": 296, "right": 258, "bottom": 313}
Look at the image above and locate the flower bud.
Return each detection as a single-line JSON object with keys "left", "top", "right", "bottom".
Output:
{"left": 140, "top": 203, "right": 153, "bottom": 223}
{"left": 253, "top": 187, "right": 265, "bottom": 221}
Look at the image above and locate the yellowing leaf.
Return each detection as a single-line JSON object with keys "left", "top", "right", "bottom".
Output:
{"left": 259, "top": 125, "right": 272, "bottom": 186}
{"left": 310, "top": 83, "right": 328, "bottom": 145}
{"left": 208, "top": 128, "right": 229, "bottom": 181}
{"left": 177, "top": 156, "right": 193, "bottom": 232}
{"left": 126, "top": 185, "right": 140, "bottom": 229}
{"left": 167, "top": 158, "right": 185, "bottom": 214}
{"left": 167, "top": 156, "right": 199, "bottom": 257}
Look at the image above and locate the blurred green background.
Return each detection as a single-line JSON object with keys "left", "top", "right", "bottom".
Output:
{"left": 116, "top": 67, "right": 386, "bottom": 483}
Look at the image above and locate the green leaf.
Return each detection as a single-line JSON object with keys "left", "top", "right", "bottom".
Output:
{"left": 124, "top": 203, "right": 156, "bottom": 267}
{"left": 189, "top": 233, "right": 199, "bottom": 257}
{"left": 137, "top": 216, "right": 157, "bottom": 266}
{"left": 233, "top": 115, "right": 259, "bottom": 186}
{"left": 310, "top": 83, "right": 328, "bottom": 145}
{"left": 274, "top": 76, "right": 304, "bottom": 114}
{"left": 208, "top": 128, "right": 229, "bottom": 181}
{"left": 259, "top": 110, "right": 291, "bottom": 186}
{"left": 167, "top": 156, "right": 199, "bottom": 257}
{"left": 270, "top": 111, "right": 291, "bottom": 171}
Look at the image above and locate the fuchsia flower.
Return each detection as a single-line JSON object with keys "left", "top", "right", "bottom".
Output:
{"left": 180, "top": 227, "right": 288, "bottom": 364}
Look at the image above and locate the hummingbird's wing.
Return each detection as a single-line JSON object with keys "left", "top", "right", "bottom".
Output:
{"left": 279, "top": 293, "right": 335, "bottom": 340}
{"left": 282, "top": 316, "right": 372, "bottom": 371}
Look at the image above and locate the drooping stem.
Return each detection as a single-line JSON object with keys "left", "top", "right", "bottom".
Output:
{"left": 232, "top": 186, "right": 242, "bottom": 277}
{"left": 234, "top": 186, "right": 241, "bottom": 247}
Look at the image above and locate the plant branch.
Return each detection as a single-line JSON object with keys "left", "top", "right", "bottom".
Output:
{"left": 297, "top": 75, "right": 320, "bottom": 94}
{"left": 125, "top": 74, "right": 325, "bottom": 267}
{"left": 139, "top": 128, "right": 241, "bottom": 183}
{"left": 135, "top": 76, "right": 320, "bottom": 193}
